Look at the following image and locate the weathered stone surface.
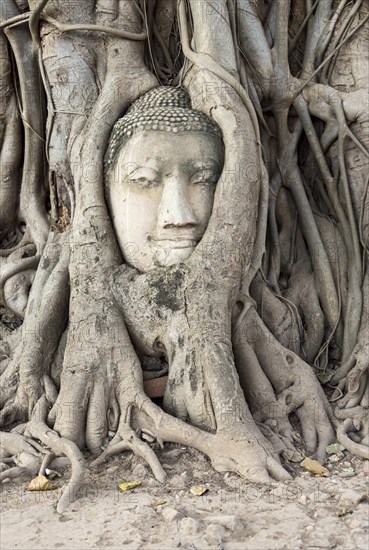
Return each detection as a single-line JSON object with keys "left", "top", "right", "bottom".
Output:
{"left": 205, "top": 514, "right": 243, "bottom": 532}
{"left": 162, "top": 507, "right": 182, "bottom": 523}
{"left": 339, "top": 489, "right": 367, "bottom": 507}
{"left": 180, "top": 517, "right": 202, "bottom": 535}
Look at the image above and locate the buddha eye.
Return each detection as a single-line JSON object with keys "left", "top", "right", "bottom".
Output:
{"left": 125, "top": 175, "right": 161, "bottom": 188}
{"left": 190, "top": 170, "right": 218, "bottom": 187}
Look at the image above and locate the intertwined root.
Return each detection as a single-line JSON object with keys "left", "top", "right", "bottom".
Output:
{"left": 337, "top": 417, "right": 369, "bottom": 459}
{"left": 90, "top": 400, "right": 166, "bottom": 484}
{"left": 89, "top": 395, "right": 291, "bottom": 485}
{"left": 1, "top": 396, "right": 85, "bottom": 514}
{"left": 0, "top": 431, "right": 42, "bottom": 483}
{"left": 335, "top": 404, "right": 369, "bottom": 460}
{"left": 235, "top": 307, "right": 336, "bottom": 463}
{"left": 331, "top": 343, "right": 369, "bottom": 458}
{"left": 0, "top": 324, "right": 339, "bottom": 515}
{"left": 0, "top": 360, "right": 359, "bottom": 515}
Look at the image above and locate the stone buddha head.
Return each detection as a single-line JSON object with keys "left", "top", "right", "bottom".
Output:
{"left": 104, "top": 87, "right": 224, "bottom": 272}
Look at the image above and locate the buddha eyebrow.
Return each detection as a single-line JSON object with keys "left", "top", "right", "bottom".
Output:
{"left": 126, "top": 166, "right": 160, "bottom": 178}
{"left": 191, "top": 158, "right": 219, "bottom": 167}
{"left": 190, "top": 163, "right": 220, "bottom": 173}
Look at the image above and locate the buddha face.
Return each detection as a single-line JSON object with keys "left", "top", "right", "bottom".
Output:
{"left": 106, "top": 130, "right": 223, "bottom": 272}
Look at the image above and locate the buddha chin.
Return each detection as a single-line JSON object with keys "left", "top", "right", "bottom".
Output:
{"left": 153, "top": 240, "right": 197, "bottom": 268}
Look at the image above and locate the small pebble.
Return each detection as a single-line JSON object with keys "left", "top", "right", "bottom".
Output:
{"left": 328, "top": 455, "right": 340, "bottom": 463}
{"left": 145, "top": 478, "right": 161, "bottom": 488}
{"left": 162, "top": 507, "right": 181, "bottom": 523}
{"left": 162, "top": 449, "right": 183, "bottom": 459}
{"left": 136, "top": 505, "right": 156, "bottom": 517}
{"left": 339, "top": 489, "right": 366, "bottom": 507}
{"left": 180, "top": 471, "right": 191, "bottom": 484}
{"left": 339, "top": 470, "right": 356, "bottom": 478}
{"left": 298, "top": 494, "right": 309, "bottom": 506}
{"left": 132, "top": 464, "right": 149, "bottom": 478}
{"left": 205, "top": 515, "right": 242, "bottom": 532}
{"left": 169, "top": 474, "right": 186, "bottom": 488}
{"left": 205, "top": 523, "right": 226, "bottom": 544}
{"left": 180, "top": 517, "right": 202, "bottom": 535}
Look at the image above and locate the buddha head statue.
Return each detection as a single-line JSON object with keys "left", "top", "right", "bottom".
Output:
{"left": 104, "top": 87, "right": 224, "bottom": 272}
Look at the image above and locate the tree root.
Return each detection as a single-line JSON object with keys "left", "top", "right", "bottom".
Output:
{"left": 0, "top": 431, "right": 42, "bottom": 459}
{"left": 234, "top": 306, "right": 336, "bottom": 462}
{"left": 257, "top": 423, "right": 300, "bottom": 458}
{"left": 91, "top": 421, "right": 167, "bottom": 484}
{"left": 0, "top": 357, "right": 20, "bottom": 411}
{"left": 337, "top": 417, "right": 369, "bottom": 460}
{"left": 89, "top": 389, "right": 291, "bottom": 486}
{"left": 0, "top": 232, "right": 70, "bottom": 427}
{"left": 332, "top": 344, "right": 369, "bottom": 413}
{"left": 0, "top": 460, "right": 39, "bottom": 483}
{"left": 24, "top": 396, "right": 86, "bottom": 514}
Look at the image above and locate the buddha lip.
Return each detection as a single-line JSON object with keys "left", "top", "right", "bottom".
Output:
{"left": 153, "top": 238, "right": 199, "bottom": 249}
{"left": 149, "top": 234, "right": 201, "bottom": 242}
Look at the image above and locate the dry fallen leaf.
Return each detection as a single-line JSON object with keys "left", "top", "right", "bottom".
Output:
{"left": 28, "top": 475, "right": 56, "bottom": 491}
{"left": 118, "top": 481, "right": 141, "bottom": 492}
{"left": 282, "top": 450, "right": 304, "bottom": 463}
{"left": 151, "top": 499, "right": 167, "bottom": 507}
{"left": 190, "top": 485, "right": 208, "bottom": 496}
{"left": 301, "top": 457, "right": 328, "bottom": 476}
{"left": 337, "top": 507, "right": 352, "bottom": 517}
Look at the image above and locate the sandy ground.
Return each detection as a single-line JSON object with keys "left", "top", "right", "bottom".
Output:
{"left": 0, "top": 444, "right": 368, "bottom": 550}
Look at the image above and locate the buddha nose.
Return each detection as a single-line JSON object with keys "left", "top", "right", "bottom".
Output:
{"left": 158, "top": 176, "right": 198, "bottom": 229}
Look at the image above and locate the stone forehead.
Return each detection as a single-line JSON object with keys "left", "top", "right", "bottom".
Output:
{"left": 104, "top": 87, "right": 222, "bottom": 173}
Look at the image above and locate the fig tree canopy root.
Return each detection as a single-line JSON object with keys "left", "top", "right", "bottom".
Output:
{"left": 0, "top": 0, "right": 368, "bottom": 513}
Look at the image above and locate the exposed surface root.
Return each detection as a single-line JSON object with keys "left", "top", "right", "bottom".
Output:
{"left": 24, "top": 397, "right": 86, "bottom": 514}
{"left": 337, "top": 417, "right": 369, "bottom": 459}
{"left": 88, "top": 392, "right": 291, "bottom": 487}
{"left": 139, "top": 400, "right": 291, "bottom": 484}
{"left": 234, "top": 306, "right": 336, "bottom": 463}
{"left": 91, "top": 422, "right": 167, "bottom": 484}
{"left": 0, "top": 431, "right": 42, "bottom": 458}
{"left": 0, "top": 0, "right": 368, "bottom": 519}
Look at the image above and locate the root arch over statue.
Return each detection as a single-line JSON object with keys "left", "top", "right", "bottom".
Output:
{"left": 0, "top": 0, "right": 368, "bottom": 513}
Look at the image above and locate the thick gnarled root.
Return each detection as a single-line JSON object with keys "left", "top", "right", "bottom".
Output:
{"left": 91, "top": 396, "right": 291, "bottom": 486}
{"left": 90, "top": 399, "right": 166, "bottom": 483}
{"left": 24, "top": 397, "right": 85, "bottom": 514}
{"left": 235, "top": 307, "right": 336, "bottom": 462}
{"left": 335, "top": 405, "right": 369, "bottom": 459}
{"left": 205, "top": 429, "right": 291, "bottom": 484}
{"left": 0, "top": 431, "right": 42, "bottom": 458}
{"left": 331, "top": 345, "right": 369, "bottom": 457}
{"left": 275, "top": 378, "right": 336, "bottom": 463}
{"left": 337, "top": 417, "right": 369, "bottom": 459}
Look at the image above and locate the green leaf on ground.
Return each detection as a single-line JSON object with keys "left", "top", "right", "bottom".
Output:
{"left": 317, "top": 371, "right": 334, "bottom": 384}
{"left": 326, "top": 443, "right": 345, "bottom": 454}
